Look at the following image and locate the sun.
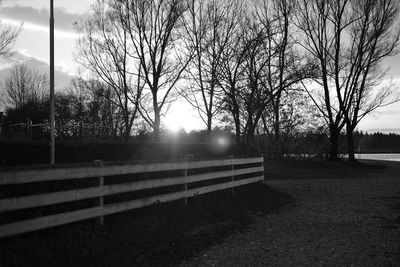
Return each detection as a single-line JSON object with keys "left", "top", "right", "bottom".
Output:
{"left": 164, "top": 118, "right": 184, "bottom": 133}
{"left": 163, "top": 103, "right": 202, "bottom": 133}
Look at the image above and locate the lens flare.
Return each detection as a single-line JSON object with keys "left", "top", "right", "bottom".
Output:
{"left": 210, "top": 134, "right": 231, "bottom": 154}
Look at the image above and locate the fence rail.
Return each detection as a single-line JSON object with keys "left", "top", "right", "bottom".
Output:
{"left": 0, "top": 157, "right": 264, "bottom": 238}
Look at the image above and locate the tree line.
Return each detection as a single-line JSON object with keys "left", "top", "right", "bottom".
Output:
{"left": 1, "top": 0, "right": 400, "bottom": 161}
{"left": 354, "top": 131, "right": 400, "bottom": 152}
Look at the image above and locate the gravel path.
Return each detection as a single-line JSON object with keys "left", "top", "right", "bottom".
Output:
{"left": 180, "top": 162, "right": 400, "bottom": 266}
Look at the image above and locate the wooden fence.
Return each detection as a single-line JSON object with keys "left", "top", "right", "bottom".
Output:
{"left": 0, "top": 157, "right": 264, "bottom": 238}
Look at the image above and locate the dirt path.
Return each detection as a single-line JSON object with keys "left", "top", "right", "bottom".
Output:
{"left": 180, "top": 162, "right": 400, "bottom": 266}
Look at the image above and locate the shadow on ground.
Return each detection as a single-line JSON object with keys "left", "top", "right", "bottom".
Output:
{"left": 0, "top": 183, "right": 292, "bottom": 267}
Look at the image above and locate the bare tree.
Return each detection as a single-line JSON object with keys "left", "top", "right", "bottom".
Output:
{"left": 294, "top": 0, "right": 349, "bottom": 160}
{"left": 218, "top": 14, "right": 273, "bottom": 150}
{"left": 261, "top": 89, "right": 321, "bottom": 148}
{"left": 0, "top": 1, "right": 22, "bottom": 110}
{"left": 0, "top": 0, "right": 21, "bottom": 56}
{"left": 342, "top": 0, "right": 400, "bottom": 160}
{"left": 68, "top": 77, "right": 90, "bottom": 124}
{"left": 240, "top": 17, "right": 271, "bottom": 147}
{"left": 217, "top": 0, "right": 311, "bottom": 152}
{"left": 75, "top": 0, "right": 143, "bottom": 141}
{"left": 2, "top": 63, "right": 48, "bottom": 109}
{"left": 295, "top": 0, "right": 400, "bottom": 160}
{"left": 69, "top": 77, "right": 121, "bottom": 137}
{"left": 216, "top": 12, "right": 247, "bottom": 146}
{"left": 253, "top": 0, "right": 313, "bottom": 154}
{"left": 0, "top": 25, "right": 20, "bottom": 56}
{"left": 181, "top": 0, "right": 243, "bottom": 136}
{"left": 120, "top": 0, "right": 191, "bottom": 141}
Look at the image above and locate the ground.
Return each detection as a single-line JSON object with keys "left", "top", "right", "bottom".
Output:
{"left": 1, "top": 159, "right": 399, "bottom": 266}
{"left": 181, "top": 160, "right": 400, "bottom": 266}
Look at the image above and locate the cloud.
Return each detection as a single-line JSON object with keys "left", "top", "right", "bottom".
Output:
{"left": 377, "top": 109, "right": 400, "bottom": 116}
{"left": 2, "top": 0, "right": 93, "bottom": 15}
{"left": 1, "top": 18, "right": 78, "bottom": 39}
{"left": 0, "top": 50, "right": 75, "bottom": 90}
{"left": 382, "top": 56, "right": 400, "bottom": 79}
{"left": 0, "top": 5, "right": 88, "bottom": 33}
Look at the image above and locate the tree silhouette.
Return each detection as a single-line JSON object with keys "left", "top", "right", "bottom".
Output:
{"left": 119, "top": 0, "right": 192, "bottom": 141}
{"left": 75, "top": 0, "right": 143, "bottom": 141}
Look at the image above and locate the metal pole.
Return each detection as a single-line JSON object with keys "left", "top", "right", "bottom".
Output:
{"left": 50, "top": 0, "right": 55, "bottom": 164}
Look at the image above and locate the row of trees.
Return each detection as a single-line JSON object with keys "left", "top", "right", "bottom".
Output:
{"left": 1, "top": 64, "right": 127, "bottom": 137}
{"left": 354, "top": 131, "right": 400, "bottom": 151}
{"left": 297, "top": 0, "right": 400, "bottom": 160}
{"left": 1, "top": 0, "right": 400, "bottom": 160}
{"left": 74, "top": 0, "right": 316, "bottom": 146}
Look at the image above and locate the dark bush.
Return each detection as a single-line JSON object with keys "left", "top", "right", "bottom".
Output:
{"left": 0, "top": 141, "right": 240, "bottom": 167}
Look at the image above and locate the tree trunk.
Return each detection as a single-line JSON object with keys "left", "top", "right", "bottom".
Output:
{"left": 154, "top": 107, "right": 160, "bottom": 142}
{"left": 234, "top": 120, "right": 240, "bottom": 146}
{"left": 124, "top": 127, "right": 130, "bottom": 142}
{"left": 124, "top": 115, "right": 130, "bottom": 142}
{"left": 245, "top": 123, "right": 254, "bottom": 146}
{"left": 273, "top": 107, "right": 282, "bottom": 160}
{"left": 206, "top": 113, "right": 212, "bottom": 137}
{"left": 244, "top": 121, "right": 257, "bottom": 155}
{"left": 152, "top": 87, "right": 161, "bottom": 142}
{"left": 346, "top": 125, "right": 356, "bottom": 161}
{"left": 232, "top": 105, "right": 241, "bottom": 146}
{"left": 329, "top": 128, "right": 339, "bottom": 160}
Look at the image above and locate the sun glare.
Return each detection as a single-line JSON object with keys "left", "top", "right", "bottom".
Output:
{"left": 163, "top": 103, "right": 202, "bottom": 133}
{"left": 165, "top": 119, "right": 184, "bottom": 133}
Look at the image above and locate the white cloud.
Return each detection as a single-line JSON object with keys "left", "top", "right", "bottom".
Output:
{"left": 382, "top": 55, "right": 400, "bottom": 79}
{"left": 0, "top": 50, "right": 75, "bottom": 90}
{"left": 0, "top": 4, "right": 89, "bottom": 35}
{"left": 1, "top": 0, "right": 93, "bottom": 15}
{"left": 378, "top": 110, "right": 400, "bottom": 115}
{"left": 0, "top": 49, "right": 32, "bottom": 70}
{"left": 1, "top": 18, "right": 78, "bottom": 39}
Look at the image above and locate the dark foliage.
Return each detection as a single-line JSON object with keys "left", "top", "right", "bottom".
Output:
{"left": 354, "top": 131, "right": 400, "bottom": 153}
{"left": 5, "top": 100, "right": 48, "bottom": 125}
{"left": 0, "top": 140, "right": 240, "bottom": 167}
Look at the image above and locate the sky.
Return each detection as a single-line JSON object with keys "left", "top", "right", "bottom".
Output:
{"left": 0, "top": 0, "right": 91, "bottom": 87}
{"left": 0, "top": 0, "right": 400, "bottom": 133}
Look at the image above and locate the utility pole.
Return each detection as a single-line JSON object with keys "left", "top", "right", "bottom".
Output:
{"left": 50, "top": 0, "right": 55, "bottom": 164}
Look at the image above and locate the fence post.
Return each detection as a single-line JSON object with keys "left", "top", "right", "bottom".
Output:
{"left": 184, "top": 157, "right": 189, "bottom": 206}
{"left": 94, "top": 160, "right": 104, "bottom": 225}
{"left": 80, "top": 122, "right": 83, "bottom": 141}
{"left": 26, "top": 118, "right": 30, "bottom": 143}
{"left": 29, "top": 120, "right": 32, "bottom": 142}
{"left": 231, "top": 157, "right": 234, "bottom": 193}
{"left": 184, "top": 167, "right": 188, "bottom": 206}
{"left": 261, "top": 155, "right": 265, "bottom": 183}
